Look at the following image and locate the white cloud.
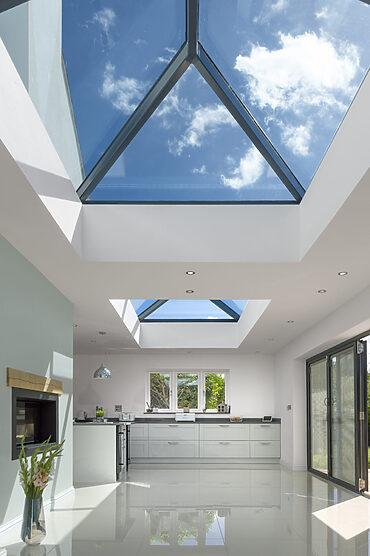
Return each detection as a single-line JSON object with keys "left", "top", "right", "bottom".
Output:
{"left": 134, "top": 38, "right": 147, "bottom": 46}
{"left": 92, "top": 7, "right": 116, "bottom": 34}
{"left": 281, "top": 123, "right": 312, "bottom": 156}
{"left": 169, "top": 105, "right": 236, "bottom": 156}
{"left": 221, "top": 147, "right": 265, "bottom": 190}
{"left": 315, "top": 7, "right": 330, "bottom": 19}
{"left": 253, "top": 0, "right": 288, "bottom": 23}
{"left": 100, "top": 62, "right": 146, "bottom": 114}
{"left": 235, "top": 32, "right": 360, "bottom": 114}
{"left": 192, "top": 165, "right": 207, "bottom": 175}
{"left": 165, "top": 47, "right": 177, "bottom": 55}
{"left": 155, "top": 55, "right": 172, "bottom": 64}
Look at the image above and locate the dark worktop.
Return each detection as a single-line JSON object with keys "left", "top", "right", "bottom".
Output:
{"left": 74, "top": 417, "right": 280, "bottom": 425}
{"left": 133, "top": 417, "right": 281, "bottom": 424}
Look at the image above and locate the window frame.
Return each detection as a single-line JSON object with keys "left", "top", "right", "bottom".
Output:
{"left": 146, "top": 369, "right": 230, "bottom": 413}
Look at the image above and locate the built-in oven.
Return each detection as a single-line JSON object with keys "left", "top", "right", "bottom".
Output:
{"left": 116, "top": 423, "right": 129, "bottom": 480}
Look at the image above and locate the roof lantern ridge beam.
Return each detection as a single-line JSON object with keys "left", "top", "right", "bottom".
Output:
{"left": 193, "top": 44, "right": 305, "bottom": 203}
{"left": 210, "top": 300, "right": 240, "bottom": 321}
{"left": 138, "top": 299, "right": 168, "bottom": 321}
{"left": 186, "top": 0, "right": 199, "bottom": 60}
{"left": 77, "top": 44, "right": 191, "bottom": 201}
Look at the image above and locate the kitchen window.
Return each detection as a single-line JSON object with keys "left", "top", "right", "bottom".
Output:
{"left": 146, "top": 371, "right": 229, "bottom": 412}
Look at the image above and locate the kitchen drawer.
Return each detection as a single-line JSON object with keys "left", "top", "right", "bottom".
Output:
{"left": 200, "top": 441, "right": 250, "bottom": 458}
{"left": 200, "top": 423, "right": 250, "bottom": 441}
{"left": 130, "top": 440, "right": 148, "bottom": 458}
{"left": 148, "top": 423, "right": 198, "bottom": 441}
{"left": 148, "top": 440, "right": 199, "bottom": 458}
{"left": 250, "top": 424, "right": 280, "bottom": 441}
{"left": 130, "top": 423, "right": 148, "bottom": 440}
{"left": 250, "top": 440, "right": 280, "bottom": 458}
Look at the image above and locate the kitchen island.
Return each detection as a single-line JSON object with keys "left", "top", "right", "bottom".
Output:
{"left": 73, "top": 422, "right": 118, "bottom": 483}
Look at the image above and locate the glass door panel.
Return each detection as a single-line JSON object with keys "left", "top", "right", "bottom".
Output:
{"left": 330, "top": 347, "right": 356, "bottom": 486}
{"left": 309, "top": 358, "right": 328, "bottom": 474}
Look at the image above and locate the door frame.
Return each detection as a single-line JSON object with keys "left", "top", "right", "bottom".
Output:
{"left": 306, "top": 337, "right": 368, "bottom": 493}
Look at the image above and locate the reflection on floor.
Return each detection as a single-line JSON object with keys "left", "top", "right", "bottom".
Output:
{"left": 1, "top": 465, "right": 370, "bottom": 555}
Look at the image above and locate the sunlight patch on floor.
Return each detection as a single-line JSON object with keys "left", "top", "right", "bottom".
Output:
{"left": 313, "top": 496, "right": 370, "bottom": 540}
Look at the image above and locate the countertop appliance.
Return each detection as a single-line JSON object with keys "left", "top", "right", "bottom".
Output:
{"left": 175, "top": 413, "right": 196, "bottom": 422}
{"left": 119, "top": 412, "right": 135, "bottom": 421}
{"left": 77, "top": 411, "right": 87, "bottom": 420}
{"left": 116, "top": 423, "right": 130, "bottom": 479}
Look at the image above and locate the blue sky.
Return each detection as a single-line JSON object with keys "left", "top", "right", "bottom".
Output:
{"left": 131, "top": 300, "right": 248, "bottom": 320}
{"left": 63, "top": 0, "right": 370, "bottom": 201}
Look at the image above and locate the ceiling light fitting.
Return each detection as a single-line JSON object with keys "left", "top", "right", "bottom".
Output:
{"left": 186, "top": 271, "right": 195, "bottom": 275}
{"left": 98, "top": 331, "right": 107, "bottom": 335}
{"left": 93, "top": 362, "right": 112, "bottom": 379}
{"left": 338, "top": 271, "right": 348, "bottom": 276}
{"left": 287, "top": 320, "right": 294, "bottom": 324}
{"left": 185, "top": 290, "right": 194, "bottom": 294}
{"left": 317, "top": 289, "right": 327, "bottom": 294}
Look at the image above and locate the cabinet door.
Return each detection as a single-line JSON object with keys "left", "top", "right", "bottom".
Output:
{"left": 130, "top": 423, "right": 148, "bottom": 440}
{"left": 250, "top": 440, "right": 280, "bottom": 458}
{"left": 200, "top": 424, "right": 250, "bottom": 441}
{"left": 200, "top": 441, "right": 250, "bottom": 458}
{"left": 149, "top": 424, "right": 198, "bottom": 441}
{"left": 130, "top": 440, "right": 148, "bottom": 458}
{"left": 250, "top": 424, "right": 280, "bottom": 441}
{"left": 148, "top": 441, "right": 199, "bottom": 458}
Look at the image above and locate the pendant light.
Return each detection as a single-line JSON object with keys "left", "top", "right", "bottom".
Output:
{"left": 93, "top": 362, "right": 111, "bottom": 379}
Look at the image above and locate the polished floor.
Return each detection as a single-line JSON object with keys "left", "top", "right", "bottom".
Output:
{"left": 1, "top": 465, "right": 370, "bottom": 555}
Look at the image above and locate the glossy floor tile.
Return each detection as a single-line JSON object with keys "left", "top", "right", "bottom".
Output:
{"left": 1, "top": 466, "right": 370, "bottom": 555}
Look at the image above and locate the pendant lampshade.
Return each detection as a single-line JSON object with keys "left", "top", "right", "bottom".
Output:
{"left": 93, "top": 363, "right": 112, "bottom": 379}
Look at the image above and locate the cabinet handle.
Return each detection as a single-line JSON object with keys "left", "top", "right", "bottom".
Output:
{"left": 168, "top": 424, "right": 179, "bottom": 427}
{"left": 219, "top": 441, "right": 230, "bottom": 445}
{"left": 260, "top": 442, "right": 271, "bottom": 445}
{"left": 219, "top": 424, "right": 229, "bottom": 427}
{"left": 168, "top": 441, "right": 178, "bottom": 445}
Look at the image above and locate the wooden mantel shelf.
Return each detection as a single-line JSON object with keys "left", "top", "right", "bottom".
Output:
{"left": 7, "top": 368, "right": 63, "bottom": 395}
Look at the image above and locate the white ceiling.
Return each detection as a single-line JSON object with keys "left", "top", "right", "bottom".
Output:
{"left": 0, "top": 43, "right": 369, "bottom": 356}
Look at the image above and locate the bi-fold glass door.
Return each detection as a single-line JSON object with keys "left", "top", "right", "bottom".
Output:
{"left": 307, "top": 340, "right": 368, "bottom": 492}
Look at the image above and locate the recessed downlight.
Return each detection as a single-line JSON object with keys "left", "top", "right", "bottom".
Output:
{"left": 98, "top": 331, "right": 107, "bottom": 335}
{"left": 186, "top": 289, "right": 194, "bottom": 294}
{"left": 317, "top": 289, "right": 327, "bottom": 294}
{"left": 287, "top": 320, "right": 294, "bottom": 324}
{"left": 186, "top": 270, "right": 195, "bottom": 275}
{"left": 338, "top": 271, "right": 348, "bottom": 276}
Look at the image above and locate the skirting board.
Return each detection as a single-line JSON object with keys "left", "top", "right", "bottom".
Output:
{"left": 0, "top": 487, "right": 74, "bottom": 535}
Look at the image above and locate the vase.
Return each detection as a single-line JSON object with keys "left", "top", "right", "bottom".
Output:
{"left": 21, "top": 497, "right": 46, "bottom": 545}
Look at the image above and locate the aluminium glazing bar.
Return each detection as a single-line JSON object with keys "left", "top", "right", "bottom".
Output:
{"left": 138, "top": 300, "right": 168, "bottom": 321}
{"left": 186, "top": 0, "right": 199, "bottom": 58}
{"left": 0, "top": 0, "right": 29, "bottom": 13}
{"left": 210, "top": 300, "right": 240, "bottom": 321}
{"left": 194, "top": 44, "right": 305, "bottom": 202}
{"left": 77, "top": 44, "right": 191, "bottom": 201}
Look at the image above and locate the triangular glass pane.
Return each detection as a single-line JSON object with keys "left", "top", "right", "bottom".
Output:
{"left": 90, "top": 66, "right": 295, "bottom": 202}
{"left": 131, "top": 299, "right": 157, "bottom": 315}
{"left": 221, "top": 300, "right": 248, "bottom": 315}
{"left": 200, "top": 0, "right": 370, "bottom": 189}
{"left": 62, "top": 0, "right": 185, "bottom": 176}
{"left": 142, "top": 300, "right": 235, "bottom": 321}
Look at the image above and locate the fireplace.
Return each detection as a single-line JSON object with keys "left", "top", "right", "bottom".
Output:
{"left": 12, "top": 388, "right": 58, "bottom": 460}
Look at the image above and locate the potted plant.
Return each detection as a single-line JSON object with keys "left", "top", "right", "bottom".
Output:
{"left": 19, "top": 434, "right": 64, "bottom": 545}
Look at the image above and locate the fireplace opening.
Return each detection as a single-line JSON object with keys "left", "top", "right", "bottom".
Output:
{"left": 12, "top": 388, "right": 58, "bottom": 460}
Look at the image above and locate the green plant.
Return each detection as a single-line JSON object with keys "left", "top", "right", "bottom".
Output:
{"left": 19, "top": 434, "right": 65, "bottom": 499}
{"left": 96, "top": 409, "right": 105, "bottom": 418}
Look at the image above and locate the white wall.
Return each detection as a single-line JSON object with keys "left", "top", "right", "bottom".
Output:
{"left": 0, "top": 0, "right": 84, "bottom": 189}
{"left": 0, "top": 234, "right": 73, "bottom": 527}
{"left": 274, "top": 282, "right": 370, "bottom": 471}
{"left": 73, "top": 352, "right": 275, "bottom": 419}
